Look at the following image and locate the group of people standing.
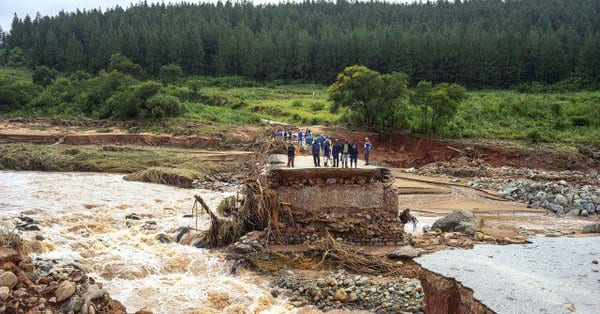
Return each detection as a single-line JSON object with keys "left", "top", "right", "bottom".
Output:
{"left": 284, "top": 128, "right": 373, "bottom": 168}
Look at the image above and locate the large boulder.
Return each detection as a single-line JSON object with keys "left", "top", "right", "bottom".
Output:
{"left": 55, "top": 280, "right": 76, "bottom": 302}
{"left": 582, "top": 223, "right": 600, "bottom": 234}
{"left": 432, "top": 209, "right": 477, "bottom": 234}
{"left": 0, "top": 271, "right": 18, "bottom": 289}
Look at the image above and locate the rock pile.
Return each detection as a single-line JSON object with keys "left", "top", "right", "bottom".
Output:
{"left": 272, "top": 269, "right": 424, "bottom": 313}
{"left": 469, "top": 178, "right": 600, "bottom": 216}
{"left": 0, "top": 247, "right": 125, "bottom": 314}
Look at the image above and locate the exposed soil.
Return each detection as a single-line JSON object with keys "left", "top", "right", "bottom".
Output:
{"left": 316, "top": 126, "right": 598, "bottom": 172}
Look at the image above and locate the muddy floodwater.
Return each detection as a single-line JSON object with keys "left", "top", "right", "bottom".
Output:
{"left": 0, "top": 171, "right": 290, "bottom": 313}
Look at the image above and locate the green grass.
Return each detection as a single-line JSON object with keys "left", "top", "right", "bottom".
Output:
{"left": 441, "top": 90, "right": 600, "bottom": 146}
{"left": 184, "top": 83, "right": 338, "bottom": 125}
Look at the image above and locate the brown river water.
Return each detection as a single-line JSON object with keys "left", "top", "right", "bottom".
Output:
{"left": 0, "top": 171, "right": 292, "bottom": 313}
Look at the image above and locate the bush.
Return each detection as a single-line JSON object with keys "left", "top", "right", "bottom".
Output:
{"left": 145, "top": 94, "right": 185, "bottom": 119}
{"left": 292, "top": 100, "right": 303, "bottom": 108}
{"left": 159, "top": 64, "right": 184, "bottom": 85}
{"left": 32, "top": 66, "right": 58, "bottom": 87}
{"left": 526, "top": 128, "right": 541, "bottom": 143}
{"left": 310, "top": 102, "right": 325, "bottom": 111}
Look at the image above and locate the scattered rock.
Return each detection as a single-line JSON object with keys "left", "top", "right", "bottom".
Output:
{"left": 0, "top": 286, "right": 10, "bottom": 300}
{"left": 270, "top": 289, "right": 280, "bottom": 298}
{"left": 432, "top": 209, "right": 477, "bottom": 234}
{"left": 0, "top": 271, "right": 18, "bottom": 289}
{"left": 333, "top": 289, "right": 347, "bottom": 301}
{"left": 582, "top": 223, "right": 600, "bottom": 234}
{"left": 156, "top": 234, "right": 171, "bottom": 244}
{"left": 125, "top": 213, "right": 141, "bottom": 220}
{"left": 55, "top": 280, "right": 76, "bottom": 302}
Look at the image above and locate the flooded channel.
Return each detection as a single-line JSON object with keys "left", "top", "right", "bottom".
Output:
{"left": 0, "top": 171, "right": 290, "bottom": 313}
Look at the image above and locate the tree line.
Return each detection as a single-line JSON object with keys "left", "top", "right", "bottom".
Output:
{"left": 1, "top": 0, "right": 600, "bottom": 87}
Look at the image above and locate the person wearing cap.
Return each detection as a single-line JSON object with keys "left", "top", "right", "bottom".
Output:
{"left": 332, "top": 139, "right": 342, "bottom": 167}
{"left": 364, "top": 137, "right": 373, "bottom": 166}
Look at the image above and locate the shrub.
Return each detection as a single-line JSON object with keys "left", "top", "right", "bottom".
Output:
{"left": 32, "top": 66, "right": 58, "bottom": 87}
{"left": 570, "top": 116, "right": 590, "bottom": 127}
{"left": 526, "top": 129, "right": 541, "bottom": 143}
{"left": 144, "top": 94, "right": 185, "bottom": 119}
{"left": 310, "top": 102, "right": 325, "bottom": 111}
{"left": 159, "top": 64, "right": 183, "bottom": 85}
{"left": 292, "top": 100, "right": 303, "bottom": 108}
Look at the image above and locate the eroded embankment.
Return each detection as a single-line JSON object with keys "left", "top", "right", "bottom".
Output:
{"left": 414, "top": 264, "right": 494, "bottom": 314}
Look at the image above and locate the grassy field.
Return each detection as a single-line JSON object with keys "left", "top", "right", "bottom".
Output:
{"left": 1, "top": 67, "right": 599, "bottom": 146}
{"left": 447, "top": 91, "right": 600, "bottom": 146}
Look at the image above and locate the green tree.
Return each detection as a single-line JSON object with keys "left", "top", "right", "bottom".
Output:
{"left": 328, "top": 65, "right": 409, "bottom": 131}
{"left": 409, "top": 81, "right": 466, "bottom": 135}
{"left": 32, "top": 66, "right": 58, "bottom": 87}
{"left": 108, "top": 53, "right": 143, "bottom": 77}
{"left": 159, "top": 64, "right": 183, "bottom": 85}
{"left": 64, "top": 34, "right": 86, "bottom": 72}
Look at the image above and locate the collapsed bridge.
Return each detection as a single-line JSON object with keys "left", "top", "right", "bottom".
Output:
{"left": 262, "top": 154, "right": 404, "bottom": 245}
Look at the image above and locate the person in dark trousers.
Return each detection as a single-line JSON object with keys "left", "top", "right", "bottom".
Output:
{"left": 332, "top": 139, "right": 342, "bottom": 167}
{"left": 341, "top": 140, "right": 350, "bottom": 168}
{"left": 287, "top": 143, "right": 295, "bottom": 167}
{"left": 364, "top": 137, "right": 373, "bottom": 165}
{"left": 322, "top": 137, "right": 331, "bottom": 167}
{"left": 311, "top": 140, "right": 321, "bottom": 167}
{"left": 349, "top": 140, "right": 359, "bottom": 168}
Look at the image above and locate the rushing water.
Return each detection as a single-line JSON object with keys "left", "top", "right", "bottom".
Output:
{"left": 0, "top": 171, "right": 291, "bottom": 313}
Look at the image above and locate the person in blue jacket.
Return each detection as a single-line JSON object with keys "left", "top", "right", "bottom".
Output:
{"left": 306, "top": 132, "right": 313, "bottom": 147}
{"left": 297, "top": 130, "right": 303, "bottom": 146}
{"left": 311, "top": 140, "right": 321, "bottom": 167}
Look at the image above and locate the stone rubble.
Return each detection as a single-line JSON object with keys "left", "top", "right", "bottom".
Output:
{"left": 411, "top": 158, "right": 600, "bottom": 216}
{"left": 0, "top": 247, "right": 126, "bottom": 314}
{"left": 272, "top": 269, "right": 424, "bottom": 313}
{"left": 468, "top": 177, "right": 600, "bottom": 216}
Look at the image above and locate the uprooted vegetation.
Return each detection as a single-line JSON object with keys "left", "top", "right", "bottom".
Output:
{"left": 123, "top": 167, "right": 200, "bottom": 188}
{"left": 0, "top": 227, "right": 28, "bottom": 253}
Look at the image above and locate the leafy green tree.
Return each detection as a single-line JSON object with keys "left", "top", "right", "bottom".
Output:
{"left": 108, "top": 53, "right": 143, "bottom": 77}
{"left": 159, "top": 64, "right": 183, "bottom": 85}
{"left": 409, "top": 81, "right": 466, "bottom": 135}
{"left": 328, "top": 65, "right": 382, "bottom": 127}
{"left": 32, "top": 66, "right": 58, "bottom": 87}
{"left": 328, "top": 65, "right": 409, "bottom": 131}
